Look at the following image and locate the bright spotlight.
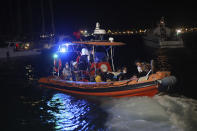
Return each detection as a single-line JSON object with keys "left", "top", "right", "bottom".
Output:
{"left": 60, "top": 47, "right": 66, "bottom": 52}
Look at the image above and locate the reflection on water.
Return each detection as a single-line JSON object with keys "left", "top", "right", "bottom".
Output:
{"left": 25, "top": 65, "right": 34, "bottom": 81}
{"left": 45, "top": 93, "right": 106, "bottom": 130}
{"left": 154, "top": 49, "right": 171, "bottom": 71}
{"left": 2, "top": 35, "right": 197, "bottom": 131}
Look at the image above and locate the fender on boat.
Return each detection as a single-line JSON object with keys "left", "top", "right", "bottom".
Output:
{"left": 157, "top": 76, "right": 177, "bottom": 92}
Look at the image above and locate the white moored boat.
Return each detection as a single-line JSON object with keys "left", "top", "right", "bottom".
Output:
{"left": 0, "top": 41, "right": 41, "bottom": 58}
{"left": 143, "top": 17, "right": 184, "bottom": 48}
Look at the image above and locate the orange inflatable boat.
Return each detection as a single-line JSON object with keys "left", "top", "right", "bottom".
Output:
{"left": 38, "top": 71, "right": 176, "bottom": 98}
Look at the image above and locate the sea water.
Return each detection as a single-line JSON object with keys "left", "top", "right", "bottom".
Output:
{"left": 2, "top": 33, "right": 197, "bottom": 131}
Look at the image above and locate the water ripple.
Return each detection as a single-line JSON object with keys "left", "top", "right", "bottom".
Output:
{"left": 45, "top": 93, "right": 104, "bottom": 130}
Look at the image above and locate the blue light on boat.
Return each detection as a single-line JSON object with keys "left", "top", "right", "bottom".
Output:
{"left": 60, "top": 47, "right": 66, "bottom": 53}
{"left": 58, "top": 43, "right": 70, "bottom": 53}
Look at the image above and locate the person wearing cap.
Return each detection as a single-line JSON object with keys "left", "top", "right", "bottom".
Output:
{"left": 62, "top": 62, "right": 72, "bottom": 80}
{"left": 71, "top": 61, "right": 79, "bottom": 81}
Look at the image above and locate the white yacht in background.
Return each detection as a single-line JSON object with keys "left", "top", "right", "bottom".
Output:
{"left": 143, "top": 17, "right": 184, "bottom": 48}
{"left": 0, "top": 41, "right": 41, "bottom": 58}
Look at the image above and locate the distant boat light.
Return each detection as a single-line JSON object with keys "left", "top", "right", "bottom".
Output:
{"left": 176, "top": 29, "right": 182, "bottom": 34}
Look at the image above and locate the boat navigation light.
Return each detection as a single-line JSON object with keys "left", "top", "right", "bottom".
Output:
{"left": 59, "top": 43, "right": 69, "bottom": 53}
{"left": 65, "top": 43, "right": 69, "bottom": 46}
{"left": 53, "top": 54, "right": 58, "bottom": 58}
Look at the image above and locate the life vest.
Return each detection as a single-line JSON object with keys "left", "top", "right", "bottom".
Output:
{"left": 90, "top": 62, "right": 112, "bottom": 76}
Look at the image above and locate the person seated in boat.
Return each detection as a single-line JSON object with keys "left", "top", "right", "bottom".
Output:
{"left": 106, "top": 69, "right": 122, "bottom": 81}
{"left": 129, "top": 75, "right": 138, "bottom": 81}
{"left": 71, "top": 61, "right": 80, "bottom": 81}
{"left": 119, "top": 67, "right": 130, "bottom": 80}
{"left": 134, "top": 60, "right": 151, "bottom": 78}
{"left": 95, "top": 69, "right": 103, "bottom": 82}
{"left": 62, "top": 62, "right": 72, "bottom": 80}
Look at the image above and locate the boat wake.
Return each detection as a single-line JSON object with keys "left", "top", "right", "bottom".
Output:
{"left": 101, "top": 95, "right": 197, "bottom": 131}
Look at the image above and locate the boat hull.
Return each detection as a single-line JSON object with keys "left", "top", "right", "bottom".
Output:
{"left": 39, "top": 78, "right": 159, "bottom": 98}
{"left": 40, "top": 84, "right": 158, "bottom": 98}
{"left": 38, "top": 72, "right": 172, "bottom": 98}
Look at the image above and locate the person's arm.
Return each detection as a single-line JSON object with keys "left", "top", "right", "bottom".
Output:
{"left": 62, "top": 68, "right": 65, "bottom": 76}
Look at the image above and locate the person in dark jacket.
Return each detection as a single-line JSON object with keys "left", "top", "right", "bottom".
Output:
{"left": 119, "top": 67, "right": 130, "bottom": 80}
{"left": 134, "top": 60, "right": 151, "bottom": 78}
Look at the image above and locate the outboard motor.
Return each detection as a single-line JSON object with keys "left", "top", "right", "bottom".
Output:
{"left": 157, "top": 76, "right": 177, "bottom": 92}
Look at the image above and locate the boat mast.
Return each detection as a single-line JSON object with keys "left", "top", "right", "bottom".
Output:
{"left": 40, "top": 0, "right": 45, "bottom": 35}
{"left": 17, "top": 0, "right": 22, "bottom": 38}
{"left": 93, "top": 45, "right": 97, "bottom": 76}
{"left": 160, "top": 16, "right": 166, "bottom": 41}
{"left": 110, "top": 46, "right": 115, "bottom": 71}
{"left": 27, "top": 0, "right": 33, "bottom": 40}
{"left": 49, "top": 0, "right": 55, "bottom": 44}
{"left": 9, "top": 0, "right": 14, "bottom": 39}
{"left": 49, "top": 0, "right": 55, "bottom": 35}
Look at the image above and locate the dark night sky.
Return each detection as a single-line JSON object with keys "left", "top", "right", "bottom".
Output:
{"left": 53, "top": 0, "right": 197, "bottom": 32}
{"left": 0, "top": 0, "right": 197, "bottom": 36}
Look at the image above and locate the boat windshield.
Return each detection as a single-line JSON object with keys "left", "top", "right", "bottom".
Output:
{"left": 55, "top": 43, "right": 109, "bottom": 63}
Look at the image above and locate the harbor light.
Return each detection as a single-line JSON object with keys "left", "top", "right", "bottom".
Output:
{"left": 176, "top": 29, "right": 182, "bottom": 35}
{"left": 60, "top": 47, "right": 66, "bottom": 52}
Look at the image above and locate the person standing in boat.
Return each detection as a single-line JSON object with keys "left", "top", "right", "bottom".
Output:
{"left": 78, "top": 47, "right": 91, "bottom": 80}
{"left": 62, "top": 62, "right": 72, "bottom": 80}
{"left": 78, "top": 48, "right": 90, "bottom": 71}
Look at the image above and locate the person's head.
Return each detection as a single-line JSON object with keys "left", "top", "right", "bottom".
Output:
{"left": 134, "top": 60, "right": 142, "bottom": 67}
{"left": 117, "top": 69, "right": 121, "bottom": 72}
{"left": 81, "top": 48, "right": 89, "bottom": 56}
{"left": 72, "top": 61, "right": 77, "bottom": 68}
{"left": 65, "top": 63, "right": 69, "bottom": 68}
{"left": 122, "top": 67, "right": 127, "bottom": 73}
